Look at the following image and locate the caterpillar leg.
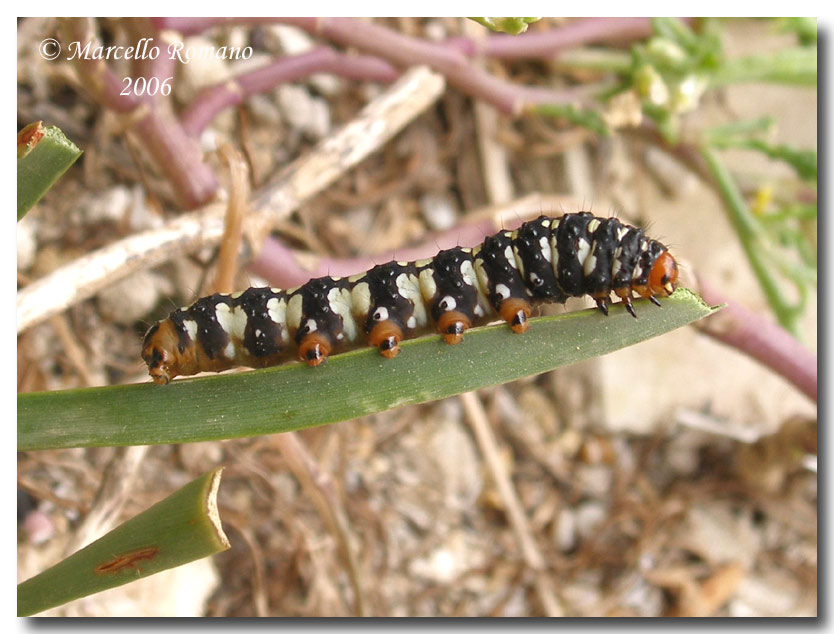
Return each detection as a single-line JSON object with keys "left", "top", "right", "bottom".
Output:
{"left": 499, "top": 297, "right": 532, "bottom": 334}
{"left": 436, "top": 311, "right": 472, "bottom": 345}
{"left": 369, "top": 321, "right": 404, "bottom": 359}
{"left": 298, "top": 333, "right": 332, "bottom": 367}
{"left": 594, "top": 296, "right": 610, "bottom": 316}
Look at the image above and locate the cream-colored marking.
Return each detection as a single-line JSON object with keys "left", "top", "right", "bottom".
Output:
{"left": 460, "top": 259, "right": 477, "bottom": 286}
{"left": 415, "top": 257, "right": 434, "bottom": 268}
{"left": 224, "top": 341, "right": 235, "bottom": 359}
{"left": 583, "top": 251, "right": 598, "bottom": 277}
{"left": 474, "top": 258, "right": 490, "bottom": 295}
{"left": 529, "top": 271, "right": 541, "bottom": 286}
{"left": 471, "top": 244, "right": 482, "bottom": 257}
{"left": 617, "top": 227, "right": 629, "bottom": 241}
{"left": 255, "top": 328, "right": 262, "bottom": 337}
{"left": 397, "top": 261, "right": 408, "bottom": 267}
{"left": 576, "top": 238, "right": 591, "bottom": 266}
{"left": 397, "top": 272, "right": 427, "bottom": 327}
{"left": 633, "top": 265, "right": 643, "bottom": 280}
{"left": 550, "top": 235, "right": 560, "bottom": 277}
{"left": 640, "top": 240, "right": 648, "bottom": 251}
{"left": 474, "top": 304, "right": 485, "bottom": 317}
{"left": 266, "top": 296, "right": 286, "bottom": 325}
{"left": 183, "top": 319, "right": 198, "bottom": 342}
{"left": 287, "top": 294, "right": 303, "bottom": 330}
{"left": 231, "top": 290, "right": 244, "bottom": 299}
{"left": 503, "top": 231, "right": 513, "bottom": 238}
{"left": 439, "top": 295, "right": 456, "bottom": 311}
{"left": 495, "top": 283, "right": 511, "bottom": 300}
{"left": 373, "top": 306, "right": 389, "bottom": 322}
{"left": 511, "top": 245, "right": 525, "bottom": 277}
{"left": 215, "top": 302, "right": 247, "bottom": 340}
{"left": 614, "top": 246, "right": 623, "bottom": 259}
{"left": 350, "top": 281, "right": 371, "bottom": 319}
{"left": 461, "top": 247, "right": 472, "bottom": 254}
{"left": 406, "top": 315, "right": 417, "bottom": 329}
{"left": 505, "top": 245, "right": 518, "bottom": 270}
{"left": 304, "top": 318, "right": 318, "bottom": 333}
{"left": 588, "top": 218, "right": 600, "bottom": 233}
{"left": 285, "top": 285, "right": 300, "bottom": 295}
{"left": 418, "top": 268, "right": 438, "bottom": 304}
{"left": 541, "top": 219, "right": 551, "bottom": 228}
{"left": 270, "top": 287, "right": 282, "bottom": 294}
{"left": 331, "top": 276, "right": 342, "bottom": 282}
{"left": 539, "top": 236, "right": 551, "bottom": 263}
{"left": 612, "top": 258, "right": 622, "bottom": 277}
{"left": 328, "top": 286, "right": 358, "bottom": 342}
{"left": 348, "top": 272, "right": 367, "bottom": 284}
{"left": 337, "top": 332, "right": 345, "bottom": 341}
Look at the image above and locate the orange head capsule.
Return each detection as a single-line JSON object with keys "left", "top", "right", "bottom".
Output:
{"left": 141, "top": 321, "right": 192, "bottom": 384}
{"left": 648, "top": 250, "right": 679, "bottom": 298}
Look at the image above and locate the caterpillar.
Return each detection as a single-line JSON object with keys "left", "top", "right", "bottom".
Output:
{"left": 142, "top": 212, "right": 679, "bottom": 384}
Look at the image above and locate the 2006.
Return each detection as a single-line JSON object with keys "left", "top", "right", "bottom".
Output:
{"left": 121, "top": 76, "right": 173, "bottom": 97}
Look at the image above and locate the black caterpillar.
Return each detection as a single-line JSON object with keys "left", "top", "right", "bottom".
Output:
{"left": 142, "top": 213, "right": 679, "bottom": 384}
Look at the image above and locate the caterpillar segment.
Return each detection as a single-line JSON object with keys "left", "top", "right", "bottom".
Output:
{"left": 142, "top": 213, "right": 679, "bottom": 383}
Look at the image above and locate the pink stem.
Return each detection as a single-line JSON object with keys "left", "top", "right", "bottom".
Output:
{"left": 696, "top": 274, "right": 817, "bottom": 403}
{"left": 181, "top": 47, "right": 398, "bottom": 137}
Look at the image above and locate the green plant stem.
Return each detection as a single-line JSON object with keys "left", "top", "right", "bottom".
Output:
{"left": 711, "top": 47, "right": 817, "bottom": 86}
{"left": 18, "top": 468, "right": 228, "bottom": 616}
{"left": 18, "top": 290, "right": 715, "bottom": 451}
{"left": 700, "top": 147, "right": 802, "bottom": 333}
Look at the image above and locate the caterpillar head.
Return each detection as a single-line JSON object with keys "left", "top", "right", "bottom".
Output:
{"left": 648, "top": 250, "right": 679, "bottom": 297}
{"left": 142, "top": 322, "right": 180, "bottom": 385}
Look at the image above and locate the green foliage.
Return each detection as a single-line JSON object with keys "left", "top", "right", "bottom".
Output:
{"left": 18, "top": 469, "right": 228, "bottom": 616}
{"left": 535, "top": 103, "right": 610, "bottom": 136}
{"left": 469, "top": 17, "right": 540, "bottom": 35}
{"left": 17, "top": 122, "right": 82, "bottom": 220}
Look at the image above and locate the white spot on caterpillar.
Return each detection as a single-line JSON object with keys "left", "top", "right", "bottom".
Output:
{"left": 439, "top": 295, "right": 457, "bottom": 311}
{"left": 348, "top": 272, "right": 367, "bottom": 284}
{"left": 539, "top": 236, "right": 551, "bottom": 263}
{"left": 373, "top": 306, "right": 389, "bottom": 321}
{"left": 255, "top": 328, "right": 262, "bottom": 338}
{"left": 270, "top": 288, "right": 282, "bottom": 294}
{"left": 617, "top": 227, "right": 629, "bottom": 241}
{"left": 583, "top": 252, "right": 598, "bottom": 276}
{"left": 331, "top": 276, "right": 342, "bottom": 282}
{"left": 529, "top": 271, "right": 542, "bottom": 286}
{"left": 215, "top": 302, "right": 247, "bottom": 340}
{"left": 541, "top": 219, "right": 551, "bottom": 228}
{"left": 287, "top": 294, "right": 303, "bottom": 330}
{"left": 587, "top": 218, "right": 600, "bottom": 233}
{"left": 397, "top": 272, "right": 427, "bottom": 327}
{"left": 495, "top": 283, "right": 511, "bottom": 300}
{"left": 397, "top": 261, "right": 408, "bottom": 267}
{"left": 183, "top": 319, "right": 198, "bottom": 342}
{"left": 336, "top": 332, "right": 345, "bottom": 341}
{"left": 267, "top": 297, "right": 286, "bottom": 325}
{"left": 612, "top": 258, "right": 622, "bottom": 277}
{"left": 640, "top": 240, "right": 648, "bottom": 251}
{"left": 474, "top": 258, "right": 491, "bottom": 298}
{"left": 406, "top": 315, "right": 417, "bottom": 329}
{"left": 576, "top": 238, "right": 591, "bottom": 265}
{"left": 304, "top": 319, "right": 318, "bottom": 333}
{"left": 614, "top": 246, "right": 623, "bottom": 259}
{"left": 415, "top": 257, "right": 434, "bottom": 268}
{"left": 328, "top": 286, "right": 357, "bottom": 342}
{"left": 460, "top": 259, "right": 477, "bottom": 286}
{"left": 633, "top": 265, "right": 643, "bottom": 280}
{"left": 231, "top": 290, "right": 244, "bottom": 299}
{"left": 350, "top": 281, "right": 371, "bottom": 319}
{"left": 224, "top": 341, "right": 235, "bottom": 359}
{"left": 503, "top": 231, "right": 513, "bottom": 238}
{"left": 461, "top": 247, "right": 472, "bottom": 254}
{"left": 474, "top": 304, "right": 485, "bottom": 317}
{"left": 504, "top": 245, "right": 517, "bottom": 269}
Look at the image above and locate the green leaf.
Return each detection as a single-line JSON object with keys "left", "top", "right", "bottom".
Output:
{"left": 18, "top": 468, "right": 228, "bottom": 616}
{"left": 535, "top": 103, "right": 610, "bottom": 136}
{"left": 712, "top": 46, "right": 817, "bottom": 86}
{"left": 18, "top": 289, "right": 716, "bottom": 451}
{"left": 17, "top": 122, "right": 83, "bottom": 220}
{"left": 469, "top": 17, "right": 540, "bottom": 35}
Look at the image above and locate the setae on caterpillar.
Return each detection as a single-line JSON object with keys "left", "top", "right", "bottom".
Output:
{"left": 142, "top": 212, "right": 679, "bottom": 384}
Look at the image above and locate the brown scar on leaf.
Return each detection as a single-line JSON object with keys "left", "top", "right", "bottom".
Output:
{"left": 17, "top": 121, "right": 45, "bottom": 158}
{"left": 94, "top": 546, "right": 159, "bottom": 575}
